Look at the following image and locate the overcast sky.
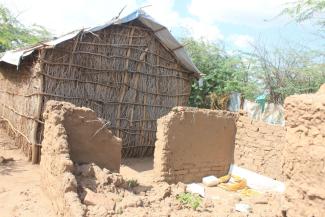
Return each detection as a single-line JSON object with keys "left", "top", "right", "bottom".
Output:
{"left": 0, "top": 0, "right": 320, "bottom": 50}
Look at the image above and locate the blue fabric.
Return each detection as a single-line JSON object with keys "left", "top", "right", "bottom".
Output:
{"left": 255, "top": 94, "right": 267, "bottom": 112}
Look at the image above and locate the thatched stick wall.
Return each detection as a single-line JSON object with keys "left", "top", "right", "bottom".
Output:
{"left": 0, "top": 21, "right": 195, "bottom": 159}
{"left": 41, "top": 21, "right": 194, "bottom": 157}
{"left": 0, "top": 56, "right": 43, "bottom": 158}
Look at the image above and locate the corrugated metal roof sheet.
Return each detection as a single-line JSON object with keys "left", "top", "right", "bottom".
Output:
{"left": 0, "top": 9, "right": 201, "bottom": 77}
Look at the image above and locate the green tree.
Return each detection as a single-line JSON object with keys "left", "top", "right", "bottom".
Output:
{"left": 249, "top": 41, "right": 325, "bottom": 104}
{"left": 182, "top": 38, "right": 259, "bottom": 108}
{"left": 0, "top": 4, "right": 51, "bottom": 52}
{"left": 282, "top": 0, "right": 325, "bottom": 27}
{"left": 269, "top": 0, "right": 325, "bottom": 103}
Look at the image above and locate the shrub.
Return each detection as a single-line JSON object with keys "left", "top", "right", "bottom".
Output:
{"left": 176, "top": 192, "right": 202, "bottom": 210}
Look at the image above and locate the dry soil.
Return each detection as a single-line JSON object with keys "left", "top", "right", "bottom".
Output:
{"left": 0, "top": 128, "right": 56, "bottom": 217}
{"left": 0, "top": 128, "right": 284, "bottom": 217}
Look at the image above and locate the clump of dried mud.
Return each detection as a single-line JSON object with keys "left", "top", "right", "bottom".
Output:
{"left": 283, "top": 88, "right": 325, "bottom": 217}
{"left": 75, "top": 163, "right": 284, "bottom": 217}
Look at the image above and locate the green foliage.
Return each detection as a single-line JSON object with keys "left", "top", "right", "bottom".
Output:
{"left": 184, "top": 37, "right": 324, "bottom": 107}
{"left": 282, "top": 0, "right": 325, "bottom": 28}
{"left": 249, "top": 42, "right": 325, "bottom": 104}
{"left": 269, "top": 0, "right": 325, "bottom": 103}
{"left": 182, "top": 38, "right": 259, "bottom": 108}
{"left": 0, "top": 4, "right": 51, "bottom": 52}
{"left": 176, "top": 192, "right": 202, "bottom": 210}
{"left": 126, "top": 179, "right": 139, "bottom": 188}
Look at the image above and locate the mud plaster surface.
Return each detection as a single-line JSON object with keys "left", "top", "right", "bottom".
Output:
{"left": 283, "top": 88, "right": 325, "bottom": 217}
{"left": 235, "top": 112, "right": 285, "bottom": 181}
{"left": 63, "top": 109, "right": 121, "bottom": 172}
{"left": 154, "top": 107, "right": 237, "bottom": 183}
{"left": 40, "top": 101, "right": 121, "bottom": 216}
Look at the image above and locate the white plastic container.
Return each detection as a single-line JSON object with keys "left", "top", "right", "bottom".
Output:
{"left": 202, "top": 175, "right": 219, "bottom": 187}
{"left": 235, "top": 203, "right": 252, "bottom": 213}
{"left": 186, "top": 183, "right": 205, "bottom": 197}
{"left": 229, "top": 164, "right": 285, "bottom": 193}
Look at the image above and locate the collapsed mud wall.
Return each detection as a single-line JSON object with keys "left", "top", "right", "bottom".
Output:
{"left": 63, "top": 109, "right": 121, "bottom": 171}
{"left": 234, "top": 112, "right": 285, "bottom": 180}
{"left": 283, "top": 86, "right": 325, "bottom": 217}
{"left": 154, "top": 107, "right": 237, "bottom": 183}
{"left": 40, "top": 101, "right": 122, "bottom": 217}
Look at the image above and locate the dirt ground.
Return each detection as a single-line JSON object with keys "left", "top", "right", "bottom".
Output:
{"left": 0, "top": 128, "right": 56, "bottom": 217}
{"left": 0, "top": 127, "right": 284, "bottom": 217}
{"left": 120, "top": 157, "right": 155, "bottom": 186}
{"left": 120, "top": 158, "right": 244, "bottom": 201}
{"left": 118, "top": 158, "right": 283, "bottom": 217}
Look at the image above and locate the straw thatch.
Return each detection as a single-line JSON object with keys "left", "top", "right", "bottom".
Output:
{"left": 0, "top": 55, "right": 42, "bottom": 160}
{"left": 0, "top": 20, "right": 196, "bottom": 159}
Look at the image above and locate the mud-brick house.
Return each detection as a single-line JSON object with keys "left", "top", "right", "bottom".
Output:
{"left": 0, "top": 10, "right": 200, "bottom": 161}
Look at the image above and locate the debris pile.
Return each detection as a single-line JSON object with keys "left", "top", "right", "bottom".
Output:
{"left": 39, "top": 101, "right": 121, "bottom": 217}
{"left": 74, "top": 163, "right": 285, "bottom": 217}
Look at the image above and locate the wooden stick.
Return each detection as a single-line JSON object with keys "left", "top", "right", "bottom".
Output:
{"left": 32, "top": 51, "right": 46, "bottom": 164}
{"left": 40, "top": 73, "right": 190, "bottom": 96}
{"left": 91, "top": 121, "right": 111, "bottom": 138}
{"left": 76, "top": 42, "right": 148, "bottom": 47}
{"left": 109, "top": 126, "right": 156, "bottom": 132}
{"left": 130, "top": 47, "right": 148, "bottom": 126}
{"left": 116, "top": 118, "right": 157, "bottom": 123}
{"left": 116, "top": 27, "right": 135, "bottom": 137}
{"left": 31, "top": 144, "right": 40, "bottom": 164}
{"left": 0, "top": 103, "right": 44, "bottom": 124}
{"left": 40, "top": 72, "right": 118, "bottom": 88}
{"left": 77, "top": 41, "right": 176, "bottom": 63}
{"left": 121, "top": 145, "right": 154, "bottom": 149}
{"left": 0, "top": 91, "right": 173, "bottom": 109}
{"left": 100, "top": 33, "right": 145, "bottom": 38}
{"left": 40, "top": 59, "right": 191, "bottom": 81}
{"left": 119, "top": 23, "right": 154, "bottom": 32}
{"left": 72, "top": 51, "right": 188, "bottom": 72}
{"left": 0, "top": 90, "right": 41, "bottom": 97}
{"left": 0, "top": 116, "right": 31, "bottom": 144}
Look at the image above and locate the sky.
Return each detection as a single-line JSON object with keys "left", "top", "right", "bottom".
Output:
{"left": 0, "top": 0, "right": 321, "bottom": 51}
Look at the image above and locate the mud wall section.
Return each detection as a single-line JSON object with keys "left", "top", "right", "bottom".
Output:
{"left": 40, "top": 101, "right": 121, "bottom": 217}
{"left": 154, "top": 107, "right": 237, "bottom": 183}
{"left": 283, "top": 87, "right": 325, "bottom": 217}
{"left": 234, "top": 112, "right": 285, "bottom": 180}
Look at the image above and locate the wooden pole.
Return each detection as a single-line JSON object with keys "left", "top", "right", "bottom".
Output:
{"left": 31, "top": 51, "right": 45, "bottom": 164}
{"left": 116, "top": 27, "right": 135, "bottom": 138}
